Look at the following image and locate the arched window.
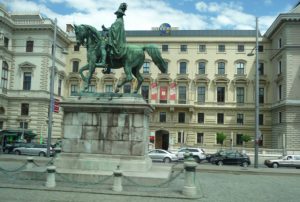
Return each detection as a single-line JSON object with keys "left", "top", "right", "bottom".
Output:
{"left": 236, "top": 62, "right": 245, "bottom": 75}
{"left": 218, "top": 62, "right": 225, "bottom": 75}
{"left": 1, "top": 61, "right": 9, "bottom": 89}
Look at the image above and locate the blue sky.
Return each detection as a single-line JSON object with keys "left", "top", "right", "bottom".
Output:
{"left": 1, "top": 0, "right": 299, "bottom": 33}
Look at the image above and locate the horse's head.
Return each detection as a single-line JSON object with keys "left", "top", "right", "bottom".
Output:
{"left": 74, "top": 24, "right": 86, "bottom": 46}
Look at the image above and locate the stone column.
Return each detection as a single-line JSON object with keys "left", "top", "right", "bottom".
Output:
{"left": 26, "top": 157, "right": 34, "bottom": 169}
{"left": 182, "top": 154, "right": 197, "bottom": 197}
{"left": 112, "top": 166, "right": 123, "bottom": 192}
{"left": 45, "top": 166, "right": 56, "bottom": 188}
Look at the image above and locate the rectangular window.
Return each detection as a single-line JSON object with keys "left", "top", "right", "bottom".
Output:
{"left": 178, "top": 86, "right": 186, "bottom": 104}
{"left": 236, "top": 87, "right": 244, "bottom": 103}
{"left": 162, "top": 44, "right": 168, "bottom": 52}
{"left": 197, "top": 113, "right": 204, "bottom": 124}
{"left": 198, "top": 62, "right": 205, "bottom": 74}
{"left": 278, "top": 85, "right": 282, "bottom": 100}
{"left": 279, "top": 112, "right": 282, "bottom": 123}
{"left": 88, "top": 85, "right": 96, "bottom": 93}
{"left": 143, "top": 62, "right": 150, "bottom": 73}
{"left": 58, "top": 79, "right": 62, "bottom": 96}
{"left": 197, "top": 86, "right": 205, "bottom": 103}
{"left": 217, "top": 113, "right": 224, "bottom": 124}
{"left": 164, "top": 62, "right": 168, "bottom": 73}
{"left": 259, "top": 63, "right": 264, "bottom": 75}
{"left": 236, "top": 62, "right": 244, "bottom": 75}
{"left": 237, "top": 113, "right": 244, "bottom": 125}
{"left": 197, "top": 133, "right": 204, "bottom": 144}
{"left": 180, "top": 44, "right": 187, "bottom": 52}
{"left": 259, "top": 114, "right": 264, "bottom": 125}
{"left": 70, "top": 84, "right": 78, "bottom": 96}
{"left": 21, "top": 103, "right": 29, "bottom": 116}
{"left": 74, "top": 44, "right": 80, "bottom": 51}
{"left": 1, "top": 61, "right": 9, "bottom": 89}
{"left": 178, "top": 112, "right": 185, "bottom": 123}
{"left": 199, "top": 45, "right": 206, "bottom": 52}
{"left": 278, "top": 61, "right": 282, "bottom": 74}
{"left": 105, "top": 84, "right": 113, "bottom": 92}
{"left": 177, "top": 131, "right": 185, "bottom": 144}
{"left": 123, "top": 84, "right": 131, "bottom": 93}
{"left": 236, "top": 134, "right": 243, "bottom": 145}
{"left": 19, "top": 122, "right": 28, "bottom": 129}
{"left": 0, "top": 121, "right": 3, "bottom": 130}
{"left": 179, "top": 62, "right": 187, "bottom": 74}
{"left": 160, "top": 112, "right": 166, "bottom": 123}
{"left": 217, "top": 87, "right": 225, "bottom": 103}
{"left": 72, "top": 61, "right": 79, "bottom": 72}
{"left": 259, "top": 88, "right": 264, "bottom": 104}
{"left": 141, "top": 85, "right": 149, "bottom": 102}
{"left": 258, "top": 45, "right": 264, "bottom": 52}
{"left": 237, "top": 45, "right": 244, "bottom": 52}
{"left": 23, "top": 72, "right": 32, "bottom": 90}
{"left": 26, "top": 41, "right": 34, "bottom": 52}
{"left": 4, "top": 37, "right": 9, "bottom": 48}
{"left": 278, "top": 38, "right": 282, "bottom": 48}
{"left": 218, "top": 62, "right": 225, "bottom": 75}
{"left": 218, "top": 44, "right": 225, "bottom": 52}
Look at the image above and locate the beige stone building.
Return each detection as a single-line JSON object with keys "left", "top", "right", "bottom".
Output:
{"left": 1, "top": 4, "right": 299, "bottom": 150}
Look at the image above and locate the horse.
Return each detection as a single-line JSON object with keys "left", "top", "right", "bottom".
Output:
{"left": 74, "top": 24, "right": 167, "bottom": 93}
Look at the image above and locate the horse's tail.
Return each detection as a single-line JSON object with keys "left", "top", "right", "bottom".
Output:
{"left": 143, "top": 44, "right": 167, "bottom": 73}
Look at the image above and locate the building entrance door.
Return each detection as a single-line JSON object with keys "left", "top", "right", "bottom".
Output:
{"left": 155, "top": 130, "right": 169, "bottom": 150}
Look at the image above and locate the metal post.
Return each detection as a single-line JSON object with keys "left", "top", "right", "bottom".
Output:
{"left": 47, "top": 18, "right": 57, "bottom": 157}
{"left": 254, "top": 17, "right": 259, "bottom": 168}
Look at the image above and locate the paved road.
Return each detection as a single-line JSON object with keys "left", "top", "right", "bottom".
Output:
{"left": 1, "top": 155, "right": 300, "bottom": 202}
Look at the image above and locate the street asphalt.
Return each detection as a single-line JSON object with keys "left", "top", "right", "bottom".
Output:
{"left": 1, "top": 154, "right": 300, "bottom": 202}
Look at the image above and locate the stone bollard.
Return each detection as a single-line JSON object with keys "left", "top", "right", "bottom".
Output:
{"left": 182, "top": 154, "right": 198, "bottom": 197}
{"left": 45, "top": 166, "right": 56, "bottom": 188}
{"left": 112, "top": 166, "right": 123, "bottom": 192}
{"left": 26, "top": 157, "right": 34, "bottom": 169}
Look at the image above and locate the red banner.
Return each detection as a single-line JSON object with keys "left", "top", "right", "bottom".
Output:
{"left": 160, "top": 86, "right": 168, "bottom": 100}
{"left": 169, "top": 82, "right": 176, "bottom": 100}
{"left": 54, "top": 99, "right": 60, "bottom": 113}
{"left": 151, "top": 83, "right": 157, "bottom": 100}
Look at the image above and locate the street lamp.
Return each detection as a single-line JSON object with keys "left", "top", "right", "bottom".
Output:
{"left": 47, "top": 18, "right": 57, "bottom": 157}
{"left": 247, "top": 17, "right": 259, "bottom": 168}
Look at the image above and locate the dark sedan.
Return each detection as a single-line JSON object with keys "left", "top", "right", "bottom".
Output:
{"left": 211, "top": 151, "right": 251, "bottom": 167}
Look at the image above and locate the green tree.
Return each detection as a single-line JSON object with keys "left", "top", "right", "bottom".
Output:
{"left": 241, "top": 134, "right": 252, "bottom": 147}
{"left": 217, "top": 132, "right": 227, "bottom": 148}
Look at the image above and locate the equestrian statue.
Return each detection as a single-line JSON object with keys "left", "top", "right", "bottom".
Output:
{"left": 74, "top": 3, "right": 167, "bottom": 94}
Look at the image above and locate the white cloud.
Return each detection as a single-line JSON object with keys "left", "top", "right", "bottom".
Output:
{"left": 1, "top": 0, "right": 286, "bottom": 34}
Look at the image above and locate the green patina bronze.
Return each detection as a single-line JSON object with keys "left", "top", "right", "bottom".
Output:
{"left": 74, "top": 3, "right": 167, "bottom": 94}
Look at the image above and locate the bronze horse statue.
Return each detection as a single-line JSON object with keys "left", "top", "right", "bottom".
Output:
{"left": 74, "top": 24, "right": 167, "bottom": 93}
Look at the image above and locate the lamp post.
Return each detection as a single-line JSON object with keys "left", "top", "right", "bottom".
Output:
{"left": 47, "top": 18, "right": 57, "bottom": 157}
{"left": 247, "top": 17, "right": 259, "bottom": 168}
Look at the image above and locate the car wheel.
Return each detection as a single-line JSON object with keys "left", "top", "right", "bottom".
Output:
{"left": 193, "top": 156, "right": 200, "bottom": 163}
{"left": 39, "top": 152, "right": 46, "bottom": 157}
{"left": 242, "top": 162, "right": 249, "bottom": 167}
{"left": 163, "top": 157, "right": 171, "bottom": 163}
{"left": 217, "top": 161, "right": 223, "bottom": 166}
{"left": 272, "top": 163, "right": 279, "bottom": 168}
{"left": 15, "top": 150, "right": 21, "bottom": 155}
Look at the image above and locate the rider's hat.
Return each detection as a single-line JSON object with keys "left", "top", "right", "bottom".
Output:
{"left": 114, "top": 3, "right": 127, "bottom": 15}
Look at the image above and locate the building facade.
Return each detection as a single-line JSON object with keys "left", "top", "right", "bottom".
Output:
{"left": 1, "top": 4, "right": 300, "bottom": 150}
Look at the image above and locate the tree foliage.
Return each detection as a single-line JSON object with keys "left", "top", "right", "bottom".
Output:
{"left": 216, "top": 132, "right": 227, "bottom": 146}
{"left": 241, "top": 134, "right": 252, "bottom": 143}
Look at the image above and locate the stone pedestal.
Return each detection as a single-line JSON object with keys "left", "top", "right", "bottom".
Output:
{"left": 55, "top": 93, "right": 153, "bottom": 172}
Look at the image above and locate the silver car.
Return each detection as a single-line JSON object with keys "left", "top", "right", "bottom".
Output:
{"left": 148, "top": 149, "right": 178, "bottom": 163}
{"left": 13, "top": 143, "right": 54, "bottom": 157}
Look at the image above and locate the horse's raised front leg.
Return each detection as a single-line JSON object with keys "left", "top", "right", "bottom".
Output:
{"left": 115, "top": 66, "right": 133, "bottom": 93}
{"left": 132, "top": 67, "right": 144, "bottom": 94}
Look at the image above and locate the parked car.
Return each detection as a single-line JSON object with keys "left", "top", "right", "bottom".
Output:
{"left": 176, "top": 148, "right": 206, "bottom": 163}
{"left": 3, "top": 141, "right": 29, "bottom": 153}
{"left": 211, "top": 151, "right": 251, "bottom": 167}
{"left": 264, "top": 155, "right": 300, "bottom": 168}
{"left": 148, "top": 149, "right": 178, "bottom": 163}
{"left": 206, "top": 150, "right": 238, "bottom": 162}
{"left": 13, "top": 143, "right": 55, "bottom": 157}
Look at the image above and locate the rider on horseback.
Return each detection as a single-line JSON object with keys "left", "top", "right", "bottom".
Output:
{"left": 98, "top": 3, "right": 127, "bottom": 74}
